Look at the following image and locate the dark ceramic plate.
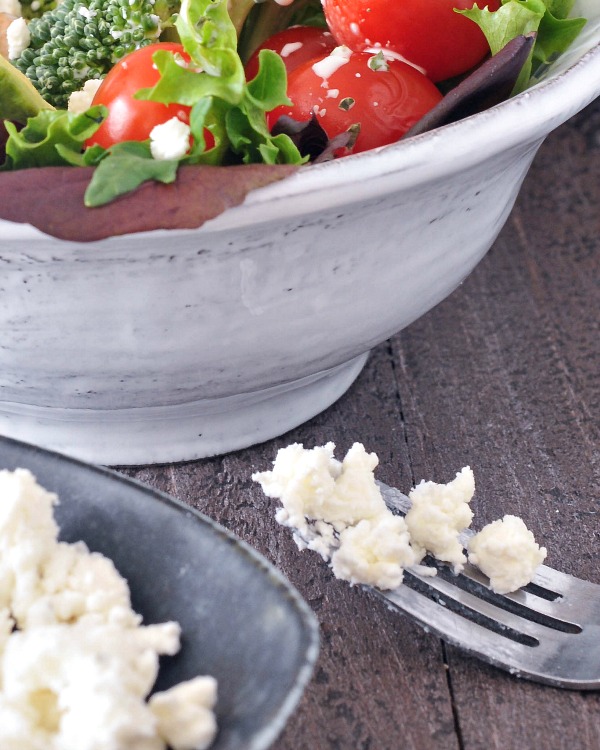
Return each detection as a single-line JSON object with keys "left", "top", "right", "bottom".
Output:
{"left": 0, "top": 435, "right": 319, "bottom": 750}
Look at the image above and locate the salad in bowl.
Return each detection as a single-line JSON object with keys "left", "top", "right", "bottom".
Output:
{"left": 0, "top": 0, "right": 589, "bottom": 227}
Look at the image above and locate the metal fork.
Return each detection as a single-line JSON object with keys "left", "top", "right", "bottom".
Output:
{"left": 374, "top": 482, "right": 600, "bottom": 690}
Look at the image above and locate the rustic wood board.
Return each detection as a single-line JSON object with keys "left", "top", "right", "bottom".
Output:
{"left": 120, "top": 97, "right": 600, "bottom": 749}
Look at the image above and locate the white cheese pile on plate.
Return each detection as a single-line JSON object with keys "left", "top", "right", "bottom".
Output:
{"left": 253, "top": 442, "right": 546, "bottom": 594}
{"left": 0, "top": 468, "right": 217, "bottom": 750}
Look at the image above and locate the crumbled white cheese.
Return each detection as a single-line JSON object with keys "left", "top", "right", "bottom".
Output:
{"left": 331, "top": 515, "right": 417, "bottom": 589}
{"left": 0, "top": 469, "right": 136, "bottom": 630}
{"left": 280, "top": 41, "right": 302, "bottom": 58}
{"left": 67, "top": 79, "right": 103, "bottom": 114}
{"left": 0, "top": 468, "right": 60, "bottom": 619}
{"left": 468, "top": 515, "right": 547, "bottom": 593}
{"left": 0, "top": 469, "right": 218, "bottom": 750}
{"left": 150, "top": 117, "right": 191, "bottom": 161}
{"left": 254, "top": 443, "right": 550, "bottom": 598}
{"left": 6, "top": 16, "right": 29, "bottom": 59}
{"left": 150, "top": 676, "right": 218, "bottom": 750}
{"left": 253, "top": 443, "right": 418, "bottom": 588}
{"left": 0, "top": 620, "right": 176, "bottom": 750}
{"left": 405, "top": 467, "right": 475, "bottom": 572}
{"left": 23, "top": 541, "right": 141, "bottom": 630}
{"left": 311, "top": 45, "right": 353, "bottom": 82}
{"left": 0, "top": 0, "right": 21, "bottom": 16}
{"left": 253, "top": 442, "right": 388, "bottom": 533}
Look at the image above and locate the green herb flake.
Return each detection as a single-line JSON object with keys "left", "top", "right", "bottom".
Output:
{"left": 368, "top": 51, "right": 389, "bottom": 72}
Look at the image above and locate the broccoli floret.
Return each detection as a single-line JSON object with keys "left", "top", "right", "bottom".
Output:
{"left": 14, "top": 0, "right": 179, "bottom": 108}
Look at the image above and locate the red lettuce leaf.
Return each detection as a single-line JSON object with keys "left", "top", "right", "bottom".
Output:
{"left": 404, "top": 34, "right": 536, "bottom": 138}
{"left": 0, "top": 162, "right": 297, "bottom": 242}
{"left": 271, "top": 114, "right": 329, "bottom": 160}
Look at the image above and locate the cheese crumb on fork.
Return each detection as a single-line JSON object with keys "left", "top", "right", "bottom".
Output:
{"left": 254, "top": 443, "right": 546, "bottom": 594}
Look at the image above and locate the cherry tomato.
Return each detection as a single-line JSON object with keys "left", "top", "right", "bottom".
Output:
{"left": 88, "top": 43, "right": 194, "bottom": 150}
{"left": 267, "top": 49, "right": 443, "bottom": 155}
{"left": 322, "top": 0, "right": 502, "bottom": 83}
{"left": 244, "top": 25, "right": 337, "bottom": 80}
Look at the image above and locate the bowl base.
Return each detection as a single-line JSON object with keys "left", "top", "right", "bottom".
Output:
{"left": 0, "top": 353, "right": 369, "bottom": 466}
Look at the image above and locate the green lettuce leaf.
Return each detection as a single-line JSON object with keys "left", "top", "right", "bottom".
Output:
{"left": 542, "top": 0, "right": 575, "bottom": 20}
{"left": 138, "top": 0, "right": 302, "bottom": 166}
{"left": 2, "top": 106, "right": 106, "bottom": 169}
{"left": 534, "top": 6, "right": 587, "bottom": 71}
{"left": 223, "top": 48, "right": 307, "bottom": 164}
{"left": 135, "top": 0, "right": 246, "bottom": 108}
{"left": 459, "top": 0, "right": 586, "bottom": 91}
{"left": 184, "top": 96, "right": 228, "bottom": 164}
{"left": 56, "top": 142, "right": 107, "bottom": 168}
{"left": 84, "top": 141, "right": 179, "bottom": 207}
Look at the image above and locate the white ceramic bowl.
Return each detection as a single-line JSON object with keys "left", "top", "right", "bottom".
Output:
{"left": 1, "top": 1, "right": 599, "bottom": 466}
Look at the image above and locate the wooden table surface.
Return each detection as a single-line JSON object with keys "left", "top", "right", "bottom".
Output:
{"left": 121, "top": 97, "right": 600, "bottom": 750}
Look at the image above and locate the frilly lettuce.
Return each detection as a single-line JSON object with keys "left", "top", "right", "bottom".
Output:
{"left": 2, "top": 106, "right": 106, "bottom": 169}
{"left": 459, "top": 0, "right": 586, "bottom": 92}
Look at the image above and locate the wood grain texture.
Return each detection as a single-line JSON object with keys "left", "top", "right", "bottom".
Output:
{"left": 120, "top": 97, "right": 600, "bottom": 750}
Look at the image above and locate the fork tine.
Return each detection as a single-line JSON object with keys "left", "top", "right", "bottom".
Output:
{"left": 447, "top": 561, "right": 600, "bottom": 625}
{"left": 375, "top": 480, "right": 600, "bottom": 689}
{"left": 530, "top": 564, "right": 597, "bottom": 597}
{"left": 402, "top": 567, "right": 573, "bottom": 641}
{"left": 378, "top": 479, "right": 600, "bottom": 612}
{"left": 370, "top": 583, "right": 546, "bottom": 676}
{"left": 371, "top": 577, "right": 600, "bottom": 689}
